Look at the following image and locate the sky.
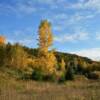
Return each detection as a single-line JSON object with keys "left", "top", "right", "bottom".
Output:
{"left": 0, "top": 0, "right": 100, "bottom": 61}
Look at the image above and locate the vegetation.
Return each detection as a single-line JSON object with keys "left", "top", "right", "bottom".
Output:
{"left": 0, "top": 20, "right": 100, "bottom": 82}
{"left": 0, "top": 72, "right": 100, "bottom": 100}
{"left": 0, "top": 20, "right": 100, "bottom": 100}
{"left": 0, "top": 36, "right": 5, "bottom": 44}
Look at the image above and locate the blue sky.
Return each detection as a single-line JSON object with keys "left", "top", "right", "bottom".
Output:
{"left": 0, "top": 0, "right": 100, "bottom": 60}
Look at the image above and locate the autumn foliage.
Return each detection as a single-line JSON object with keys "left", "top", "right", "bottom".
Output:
{"left": 38, "top": 20, "right": 53, "bottom": 54}
{"left": 0, "top": 20, "right": 100, "bottom": 82}
{"left": 0, "top": 36, "right": 6, "bottom": 44}
{"left": 36, "top": 20, "right": 57, "bottom": 74}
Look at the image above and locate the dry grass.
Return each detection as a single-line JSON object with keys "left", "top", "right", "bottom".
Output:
{"left": 0, "top": 71, "right": 100, "bottom": 100}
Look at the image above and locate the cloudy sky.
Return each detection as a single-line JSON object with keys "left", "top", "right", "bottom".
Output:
{"left": 0, "top": 0, "right": 100, "bottom": 61}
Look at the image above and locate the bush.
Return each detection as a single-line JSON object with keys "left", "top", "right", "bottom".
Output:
{"left": 65, "top": 66, "right": 74, "bottom": 80}
{"left": 31, "top": 67, "right": 58, "bottom": 82}
{"left": 44, "top": 74, "right": 57, "bottom": 82}
{"left": 31, "top": 68, "right": 44, "bottom": 81}
{"left": 87, "top": 72, "right": 99, "bottom": 80}
{"left": 74, "top": 75, "right": 88, "bottom": 81}
{"left": 0, "top": 45, "right": 5, "bottom": 66}
{"left": 58, "top": 73, "right": 66, "bottom": 83}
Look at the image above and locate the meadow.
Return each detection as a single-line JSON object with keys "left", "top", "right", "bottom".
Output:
{"left": 0, "top": 70, "right": 100, "bottom": 100}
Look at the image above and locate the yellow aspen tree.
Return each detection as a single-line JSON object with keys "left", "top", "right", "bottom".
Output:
{"left": 61, "top": 58, "right": 66, "bottom": 71}
{"left": 37, "top": 20, "right": 57, "bottom": 74}
{"left": 38, "top": 20, "right": 53, "bottom": 56}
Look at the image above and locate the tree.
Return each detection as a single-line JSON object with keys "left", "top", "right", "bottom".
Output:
{"left": 5, "top": 43, "right": 28, "bottom": 69}
{"left": 65, "top": 62, "right": 75, "bottom": 80}
{"left": 37, "top": 20, "right": 57, "bottom": 75}
{"left": 38, "top": 20, "right": 53, "bottom": 56}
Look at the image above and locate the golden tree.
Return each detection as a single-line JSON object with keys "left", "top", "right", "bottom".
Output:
{"left": 5, "top": 43, "right": 28, "bottom": 69}
{"left": 38, "top": 20, "right": 53, "bottom": 56}
{"left": 37, "top": 20, "right": 57, "bottom": 75}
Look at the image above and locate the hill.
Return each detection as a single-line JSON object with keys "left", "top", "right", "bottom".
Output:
{"left": 0, "top": 43, "right": 100, "bottom": 100}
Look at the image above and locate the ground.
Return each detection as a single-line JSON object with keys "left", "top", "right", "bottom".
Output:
{"left": 0, "top": 69, "right": 100, "bottom": 100}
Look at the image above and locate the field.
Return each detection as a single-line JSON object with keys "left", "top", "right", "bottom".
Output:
{"left": 0, "top": 70, "right": 100, "bottom": 100}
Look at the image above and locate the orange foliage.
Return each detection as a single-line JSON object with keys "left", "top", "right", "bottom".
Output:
{"left": 0, "top": 36, "right": 6, "bottom": 44}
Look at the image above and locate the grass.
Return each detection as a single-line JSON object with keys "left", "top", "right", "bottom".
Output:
{"left": 0, "top": 68, "right": 100, "bottom": 100}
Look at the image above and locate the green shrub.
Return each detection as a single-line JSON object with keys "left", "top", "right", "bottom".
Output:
{"left": 31, "top": 68, "right": 44, "bottom": 81}
{"left": 0, "top": 45, "right": 5, "bottom": 66}
{"left": 87, "top": 72, "right": 99, "bottom": 80}
{"left": 58, "top": 73, "right": 66, "bottom": 83}
{"left": 65, "top": 66, "right": 74, "bottom": 80}
{"left": 44, "top": 74, "right": 57, "bottom": 82}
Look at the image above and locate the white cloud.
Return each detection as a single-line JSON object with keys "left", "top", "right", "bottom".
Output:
{"left": 7, "top": 39, "right": 31, "bottom": 44}
{"left": 66, "top": 12, "right": 96, "bottom": 25}
{"left": 7, "top": 38, "right": 37, "bottom": 47}
{"left": 71, "top": 48, "right": 100, "bottom": 61}
{"left": 0, "top": 1, "right": 38, "bottom": 16}
{"left": 4, "top": 27, "right": 36, "bottom": 47}
{"left": 48, "top": 13, "right": 68, "bottom": 25}
{"left": 17, "top": 3, "right": 36, "bottom": 14}
{"left": 85, "top": 0, "right": 100, "bottom": 12}
{"left": 48, "top": 12, "right": 95, "bottom": 31}
{"left": 8, "top": 27, "right": 34, "bottom": 39}
{"left": 53, "top": 13, "right": 68, "bottom": 20}
{"left": 0, "top": 0, "right": 98, "bottom": 20}
{"left": 36, "top": 0, "right": 56, "bottom": 5}
{"left": 36, "top": 0, "right": 67, "bottom": 5}
{"left": 96, "top": 33, "right": 100, "bottom": 40}
{"left": 0, "top": 0, "right": 68, "bottom": 16}
{"left": 68, "top": 0, "right": 100, "bottom": 13}
{"left": 54, "top": 31, "right": 89, "bottom": 43}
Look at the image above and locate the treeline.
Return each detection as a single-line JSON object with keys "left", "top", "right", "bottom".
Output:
{"left": 0, "top": 43, "right": 100, "bottom": 82}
